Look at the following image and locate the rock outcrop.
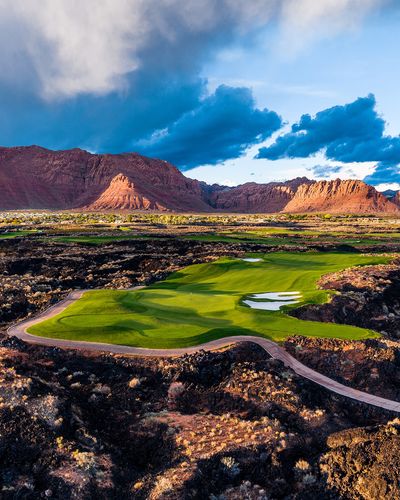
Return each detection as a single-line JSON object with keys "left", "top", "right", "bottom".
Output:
{"left": 207, "top": 177, "right": 312, "bottom": 212}
{"left": 283, "top": 179, "right": 399, "bottom": 214}
{"left": 0, "top": 146, "right": 398, "bottom": 213}
{"left": 393, "top": 191, "right": 400, "bottom": 208}
{"left": 86, "top": 173, "right": 168, "bottom": 211}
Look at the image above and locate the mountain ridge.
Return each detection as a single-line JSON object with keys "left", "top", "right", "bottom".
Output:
{"left": 0, "top": 146, "right": 398, "bottom": 214}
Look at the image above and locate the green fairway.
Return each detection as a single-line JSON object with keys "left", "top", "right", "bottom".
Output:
{"left": 183, "top": 233, "right": 301, "bottom": 245}
{"left": 28, "top": 251, "right": 392, "bottom": 348}
{"left": 52, "top": 234, "right": 155, "bottom": 245}
{"left": 0, "top": 230, "right": 38, "bottom": 239}
{"left": 183, "top": 231, "right": 400, "bottom": 247}
{"left": 49, "top": 228, "right": 400, "bottom": 247}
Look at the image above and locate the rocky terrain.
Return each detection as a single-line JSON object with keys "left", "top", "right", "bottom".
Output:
{"left": 1, "top": 146, "right": 399, "bottom": 213}
{"left": 0, "top": 238, "right": 249, "bottom": 329}
{"left": 0, "top": 335, "right": 398, "bottom": 499}
{"left": 286, "top": 336, "right": 400, "bottom": 402}
{"left": 286, "top": 261, "right": 400, "bottom": 400}
{"left": 291, "top": 261, "right": 400, "bottom": 339}
{"left": 86, "top": 173, "right": 169, "bottom": 211}
{"left": 1, "top": 233, "right": 400, "bottom": 498}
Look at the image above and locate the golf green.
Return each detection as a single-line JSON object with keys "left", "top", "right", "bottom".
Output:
{"left": 28, "top": 252, "right": 391, "bottom": 348}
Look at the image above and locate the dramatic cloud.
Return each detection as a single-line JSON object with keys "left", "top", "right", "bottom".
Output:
{"left": 0, "top": 0, "right": 274, "bottom": 99}
{"left": 257, "top": 94, "right": 400, "bottom": 184}
{"left": 364, "top": 163, "right": 400, "bottom": 185}
{"left": 0, "top": 0, "right": 384, "bottom": 98}
{"left": 0, "top": 0, "right": 392, "bottom": 169}
{"left": 134, "top": 85, "right": 282, "bottom": 169}
{"left": 0, "top": 0, "right": 279, "bottom": 166}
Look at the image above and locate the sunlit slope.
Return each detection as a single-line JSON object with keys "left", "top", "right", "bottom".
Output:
{"left": 28, "top": 252, "right": 391, "bottom": 347}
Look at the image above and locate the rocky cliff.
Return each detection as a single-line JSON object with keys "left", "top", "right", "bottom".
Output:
{"left": 283, "top": 179, "right": 399, "bottom": 214}
{"left": 0, "top": 146, "right": 398, "bottom": 214}
{"left": 207, "top": 177, "right": 313, "bottom": 213}
{"left": 393, "top": 191, "right": 400, "bottom": 208}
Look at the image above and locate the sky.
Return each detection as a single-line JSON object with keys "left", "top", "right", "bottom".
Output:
{"left": 0, "top": 0, "right": 399, "bottom": 190}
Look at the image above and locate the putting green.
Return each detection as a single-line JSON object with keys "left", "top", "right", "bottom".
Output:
{"left": 28, "top": 252, "right": 391, "bottom": 348}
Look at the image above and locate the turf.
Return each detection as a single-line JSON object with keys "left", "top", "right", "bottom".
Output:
{"left": 51, "top": 230, "right": 400, "bottom": 247}
{"left": 52, "top": 235, "right": 155, "bottom": 245}
{"left": 0, "top": 230, "right": 38, "bottom": 239}
{"left": 28, "top": 251, "right": 392, "bottom": 348}
{"left": 183, "top": 231, "right": 400, "bottom": 246}
{"left": 183, "top": 233, "right": 301, "bottom": 245}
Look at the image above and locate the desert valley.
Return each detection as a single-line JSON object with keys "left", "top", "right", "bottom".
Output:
{"left": 1, "top": 148, "right": 400, "bottom": 497}
{"left": 2, "top": 2, "right": 400, "bottom": 499}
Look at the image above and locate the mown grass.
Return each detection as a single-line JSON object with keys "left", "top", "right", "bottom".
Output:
{"left": 49, "top": 228, "right": 400, "bottom": 247}
{"left": 52, "top": 235, "right": 155, "bottom": 245}
{"left": 28, "top": 251, "right": 392, "bottom": 348}
{"left": 184, "top": 230, "right": 400, "bottom": 247}
{"left": 0, "top": 230, "right": 38, "bottom": 239}
{"left": 183, "top": 233, "right": 302, "bottom": 245}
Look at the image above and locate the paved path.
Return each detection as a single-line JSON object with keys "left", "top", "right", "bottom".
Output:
{"left": 7, "top": 288, "right": 400, "bottom": 414}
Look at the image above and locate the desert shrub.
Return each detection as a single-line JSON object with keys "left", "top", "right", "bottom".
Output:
{"left": 128, "top": 377, "right": 141, "bottom": 389}
{"left": 167, "top": 381, "right": 200, "bottom": 412}
{"left": 295, "top": 459, "right": 311, "bottom": 471}
{"left": 167, "top": 382, "right": 186, "bottom": 410}
{"left": 220, "top": 456, "right": 241, "bottom": 478}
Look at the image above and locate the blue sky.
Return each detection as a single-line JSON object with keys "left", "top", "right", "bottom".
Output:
{"left": 0, "top": 0, "right": 399, "bottom": 189}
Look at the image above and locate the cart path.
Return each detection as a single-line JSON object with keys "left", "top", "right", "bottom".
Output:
{"left": 7, "top": 288, "right": 400, "bottom": 414}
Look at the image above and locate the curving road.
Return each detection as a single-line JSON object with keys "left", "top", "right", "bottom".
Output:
{"left": 7, "top": 288, "right": 400, "bottom": 414}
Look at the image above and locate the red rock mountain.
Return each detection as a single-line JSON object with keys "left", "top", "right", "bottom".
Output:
{"left": 87, "top": 174, "right": 168, "bottom": 211}
{"left": 206, "top": 178, "right": 313, "bottom": 212}
{"left": 283, "top": 179, "right": 398, "bottom": 214}
{"left": 0, "top": 146, "right": 398, "bottom": 214}
{"left": 393, "top": 191, "right": 400, "bottom": 208}
{"left": 0, "top": 146, "right": 209, "bottom": 211}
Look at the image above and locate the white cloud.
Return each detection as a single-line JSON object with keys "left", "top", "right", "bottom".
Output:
{"left": 189, "top": 148, "right": 378, "bottom": 186}
{"left": 0, "top": 1, "right": 139, "bottom": 97}
{"left": 278, "top": 0, "right": 385, "bottom": 54}
{"left": 0, "top": 0, "right": 388, "bottom": 99}
{"left": 0, "top": 0, "right": 272, "bottom": 99}
{"left": 220, "top": 179, "right": 237, "bottom": 187}
{"left": 375, "top": 182, "right": 400, "bottom": 191}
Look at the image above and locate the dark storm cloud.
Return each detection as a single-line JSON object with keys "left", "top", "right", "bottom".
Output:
{"left": 0, "top": 76, "right": 203, "bottom": 152}
{"left": 256, "top": 94, "right": 400, "bottom": 184}
{"left": 134, "top": 85, "right": 282, "bottom": 169}
{"left": 0, "top": 1, "right": 281, "bottom": 167}
{"left": 0, "top": 1, "right": 393, "bottom": 170}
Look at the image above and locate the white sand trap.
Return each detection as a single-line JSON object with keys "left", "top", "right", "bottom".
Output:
{"left": 241, "top": 258, "right": 263, "bottom": 262}
{"left": 243, "top": 291, "right": 302, "bottom": 311}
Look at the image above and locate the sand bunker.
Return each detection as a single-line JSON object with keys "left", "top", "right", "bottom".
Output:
{"left": 243, "top": 291, "right": 302, "bottom": 311}
{"left": 241, "top": 258, "right": 263, "bottom": 262}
